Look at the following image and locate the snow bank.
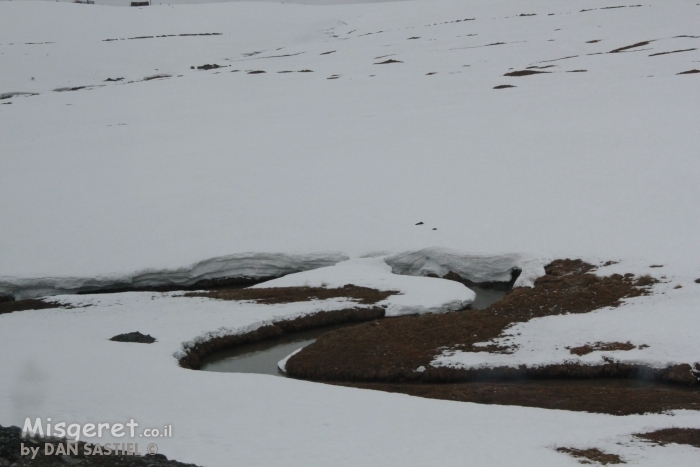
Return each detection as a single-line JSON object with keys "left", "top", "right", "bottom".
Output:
{"left": 385, "top": 248, "right": 546, "bottom": 287}
{"left": 278, "top": 348, "right": 302, "bottom": 374}
{"left": 254, "top": 257, "right": 475, "bottom": 316}
{"left": 0, "top": 252, "right": 348, "bottom": 300}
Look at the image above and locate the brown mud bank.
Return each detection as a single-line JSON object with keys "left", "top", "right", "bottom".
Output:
{"left": 180, "top": 285, "right": 400, "bottom": 369}
{"left": 179, "top": 306, "right": 386, "bottom": 370}
{"left": 332, "top": 378, "right": 700, "bottom": 416}
{"left": 281, "top": 259, "right": 700, "bottom": 413}
{"left": 285, "top": 259, "right": 667, "bottom": 383}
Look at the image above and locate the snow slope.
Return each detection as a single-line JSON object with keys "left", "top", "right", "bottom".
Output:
{"left": 2, "top": 0, "right": 700, "bottom": 281}
{"left": 254, "top": 257, "right": 475, "bottom": 315}
{"left": 1, "top": 291, "right": 699, "bottom": 467}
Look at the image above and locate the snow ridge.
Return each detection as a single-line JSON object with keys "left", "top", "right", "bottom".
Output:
{"left": 0, "top": 252, "right": 348, "bottom": 300}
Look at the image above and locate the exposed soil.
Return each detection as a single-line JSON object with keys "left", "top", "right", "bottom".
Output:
{"left": 179, "top": 306, "right": 386, "bottom": 369}
{"left": 330, "top": 380, "right": 700, "bottom": 416}
{"left": 286, "top": 259, "right": 659, "bottom": 383}
{"left": 247, "top": 70, "right": 266, "bottom": 74}
{"left": 678, "top": 69, "right": 700, "bottom": 74}
{"left": 569, "top": 342, "right": 637, "bottom": 356}
{"left": 0, "top": 425, "right": 201, "bottom": 467}
{"left": 635, "top": 428, "right": 700, "bottom": 449}
{"left": 494, "top": 84, "right": 516, "bottom": 89}
{"left": 185, "top": 284, "right": 398, "bottom": 305}
{"left": 556, "top": 447, "right": 624, "bottom": 465}
{"left": 504, "top": 69, "right": 550, "bottom": 76}
{"left": 374, "top": 59, "right": 403, "bottom": 64}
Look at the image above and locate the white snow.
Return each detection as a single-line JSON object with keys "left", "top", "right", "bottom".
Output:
{"left": 2, "top": 0, "right": 700, "bottom": 281}
{"left": 2, "top": 0, "right": 700, "bottom": 465}
{"left": 1, "top": 290, "right": 699, "bottom": 467}
{"left": 277, "top": 348, "right": 302, "bottom": 373}
{"left": 254, "top": 257, "right": 475, "bottom": 315}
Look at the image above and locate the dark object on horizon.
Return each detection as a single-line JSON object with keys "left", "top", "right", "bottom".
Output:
{"left": 130, "top": 1, "right": 150, "bottom": 6}
{"left": 110, "top": 331, "right": 156, "bottom": 343}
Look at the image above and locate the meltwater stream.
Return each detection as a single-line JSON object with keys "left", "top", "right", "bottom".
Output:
{"left": 200, "top": 285, "right": 507, "bottom": 376}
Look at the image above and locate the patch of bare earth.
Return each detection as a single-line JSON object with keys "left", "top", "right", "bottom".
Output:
{"left": 286, "top": 259, "right": 658, "bottom": 383}
{"left": 635, "top": 428, "right": 700, "bottom": 449}
{"left": 185, "top": 284, "right": 399, "bottom": 305}
{"left": 0, "top": 299, "right": 69, "bottom": 315}
{"left": 556, "top": 447, "right": 625, "bottom": 465}
{"left": 569, "top": 342, "right": 637, "bottom": 356}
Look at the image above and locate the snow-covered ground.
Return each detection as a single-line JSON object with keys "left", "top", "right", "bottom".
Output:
{"left": 2, "top": 0, "right": 700, "bottom": 465}
{"left": 2, "top": 0, "right": 699, "bottom": 282}
{"left": 1, "top": 270, "right": 699, "bottom": 467}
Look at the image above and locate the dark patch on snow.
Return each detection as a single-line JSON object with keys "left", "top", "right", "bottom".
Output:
{"left": 298, "top": 69, "right": 314, "bottom": 73}
{"left": 196, "top": 64, "right": 226, "bottom": 70}
{"left": 493, "top": 85, "right": 516, "bottom": 89}
{"left": 110, "top": 332, "right": 156, "bottom": 344}
{"left": 0, "top": 92, "right": 38, "bottom": 100}
{"left": 635, "top": 428, "right": 700, "bottom": 449}
{"left": 556, "top": 448, "right": 624, "bottom": 465}
{"left": 374, "top": 59, "right": 403, "bottom": 64}
{"left": 247, "top": 70, "right": 266, "bottom": 74}
{"left": 568, "top": 341, "right": 637, "bottom": 356}
{"left": 586, "top": 39, "right": 601, "bottom": 43}
{"left": 320, "top": 50, "right": 336, "bottom": 55}
{"left": 677, "top": 69, "right": 700, "bottom": 74}
{"left": 104, "top": 77, "right": 124, "bottom": 82}
{"left": 504, "top": 69, "right": 550, "bottom": 77}
{"left": 567, "top": 69, "right": 588, "bottom": 72}
{"left": 141, "top": 74, "right": 171, "bottom": 81}
{"left": 649, "top": 48, "right": 696, "bottom": 56}
{"left": 608, "top": 40, "right": 652, "bottom": 53}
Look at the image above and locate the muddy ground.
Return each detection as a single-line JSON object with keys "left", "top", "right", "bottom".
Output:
{"left": 280, "top": 259, "right": 700, "bottom": 414}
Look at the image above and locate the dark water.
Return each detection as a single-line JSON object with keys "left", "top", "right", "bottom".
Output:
{"left": 200, "top": 323, "right": 352, "bottom": 376}
{"left": 200, "top": 286, "right": 507, "bottom": 376}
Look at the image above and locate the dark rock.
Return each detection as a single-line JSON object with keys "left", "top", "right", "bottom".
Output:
{"left": 110, "top": 332, "right": 156, "bottom": 344}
